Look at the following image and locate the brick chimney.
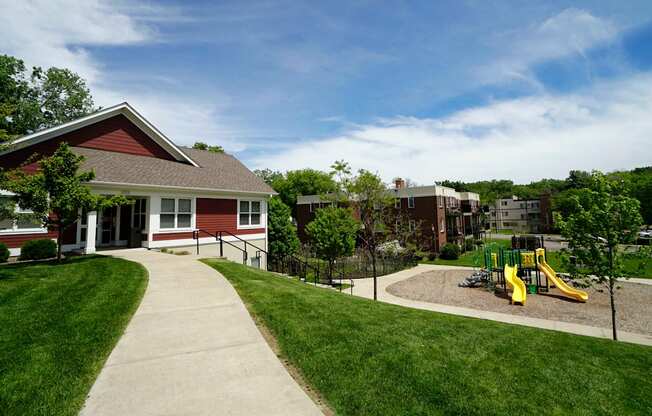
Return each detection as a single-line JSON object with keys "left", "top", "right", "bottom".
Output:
{"left": 394, "top": 177, "right": 406, "bottom": 189}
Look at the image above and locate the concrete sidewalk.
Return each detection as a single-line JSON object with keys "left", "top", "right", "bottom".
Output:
{"left": 81, "top": 249, "right": 322, "bottom": 416}
{"left": 350, "top": 264, "right": 652, "bottom": 346}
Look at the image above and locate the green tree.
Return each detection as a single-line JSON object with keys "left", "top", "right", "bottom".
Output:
{"left": 274, "top": 169, "right": 337, "bottom": 216}
{"left": 0, "top": 55, "right": 96, "bottom": 142}
{"left": 268, "top": 196, "right": 300, "bottom": 260}
{"left": 192, "top": 141, "right": 224, "bottom": 153}
{"left": 4, "top": 143, "right": 128, "bottom": 260}
{"left": 253, "top": 168, "right": 284, "bottom": 187}
{"left": 344, "top": 168, "right": 393, "bottom": 300}
{"left": 555, "top": 171, "right": 642, "bottom": 341}
{"left": 306, "top": 206, "right": 358, "bottom": 283}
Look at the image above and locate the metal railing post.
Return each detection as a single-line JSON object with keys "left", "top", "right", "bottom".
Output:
{"left": 219, "top": 231, "right": 223, "bottom": 257}
{"left": 195, "top": 230, "right": 199, "bottom": 255}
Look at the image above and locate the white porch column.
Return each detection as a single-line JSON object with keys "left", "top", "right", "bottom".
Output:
{"left": 84, "top": 211, "right": 97, "bottom": 254}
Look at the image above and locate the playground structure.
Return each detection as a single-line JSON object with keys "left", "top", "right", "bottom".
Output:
{"left": 483, "top": 236, "right": 588, "bottom": 305}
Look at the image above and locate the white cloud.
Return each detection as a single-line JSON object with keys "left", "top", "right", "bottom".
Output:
{"left": 0, "top": 0, "right": 153, "bottom": 83}
{"left": 252, "top": 74, "right": 652, "bottom": 184}
{"left": 478, "top": 8, "right": 619, "bottom": 86}
{"left": 0, "top": 0, "right": 243, "bottom": 151}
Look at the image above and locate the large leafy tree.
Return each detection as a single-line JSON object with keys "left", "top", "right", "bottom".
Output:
{"left": 267, "top": 196, "right": 299, "bottom": 260}
{"left": 306, "top": 206, "right": 358, "bottom": 283}
{"left": 4, "top": 143, "right": 128, "bottom": 260}
{"left": 555, "top": 171, "right": 642, "bottom": 341}
{"left": 0, "top": 55, "right": 96, "bottom": 143}
{"left": 270, "top": 168, "right": 338, "bottom": 216}
{"left": 253, "top": 168, "right": 284, "bottom": 187}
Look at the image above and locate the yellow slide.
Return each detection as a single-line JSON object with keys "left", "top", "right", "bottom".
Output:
{"left": 537, "top": 256, "right": 588, "bottom": 302}
{"left": 504, "top": 264, "right": 526, "bottom": 305}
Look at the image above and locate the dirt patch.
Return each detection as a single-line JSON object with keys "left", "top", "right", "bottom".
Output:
{"left": 387, "top": 269, "right": 652, "bottom": 336}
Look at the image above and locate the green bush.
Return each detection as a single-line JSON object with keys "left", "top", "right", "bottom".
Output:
{"left": 0, "top": 243, "right": 9, "bottom": 263}
{"left": 439, "top": 243, "right": 460, "bottom": 260}
{"left": 19, "top": 239, "right": 57, "bottom": 261}
{"left": 414, "top": 250, "right": 429, "bottom": 261}
{"left": 464, "top": 239, "right": 475, "bottom": 251}
{"left": 427, "top": 252, "right": 437, "bottom": 261}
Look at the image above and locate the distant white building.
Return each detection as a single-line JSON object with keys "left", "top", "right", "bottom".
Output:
{"left": 488, "top": 196, "right": 542, "bottom": 233}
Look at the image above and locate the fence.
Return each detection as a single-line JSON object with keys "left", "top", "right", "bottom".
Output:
{"left": 268, "top": 246, "right": 418, "bottom": 286}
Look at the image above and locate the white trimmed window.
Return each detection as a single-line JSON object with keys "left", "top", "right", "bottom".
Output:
{"left": 0, "top": 195, "right": 44, "bottom": 233}
{"left": 160, "top": 198, "right": 192, "bottom": 229}
{"left": 407, "top": 196, "right": 415, "bottom": 208}
{"left": 239, "top": 200, "right": 261, "bottom": 227}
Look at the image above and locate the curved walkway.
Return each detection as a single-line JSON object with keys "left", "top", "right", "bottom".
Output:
{"left": 350, "top": 264, "right": 652, "bottom": 346}
{"left": 81, "top": 249, "right": 322, "bottom": 416}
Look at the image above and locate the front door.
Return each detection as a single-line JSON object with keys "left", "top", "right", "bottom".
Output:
{"left": 98, "top": 207, "right": 117, "bottom": 246}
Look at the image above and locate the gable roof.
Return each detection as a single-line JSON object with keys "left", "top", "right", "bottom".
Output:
{"left": 3, "top": 102, "right": 199, "bottom": 167}
{"left": 74, "top": 146, "right": 275, "bottom": 195}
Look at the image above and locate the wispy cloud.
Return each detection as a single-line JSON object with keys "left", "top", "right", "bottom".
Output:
{"left": 476, "top": 8, "right": 619, "bottom": 87}
{"left": 252, "top": 74, "right": 652, "bottom": 183}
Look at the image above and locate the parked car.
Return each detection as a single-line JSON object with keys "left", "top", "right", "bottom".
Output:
{"left": 639, "top": 230, "right": 652, "bottom": 238}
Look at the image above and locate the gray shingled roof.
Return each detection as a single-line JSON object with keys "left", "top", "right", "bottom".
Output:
{"left": 73, "top": 146, "right": 274, "bottom": 194}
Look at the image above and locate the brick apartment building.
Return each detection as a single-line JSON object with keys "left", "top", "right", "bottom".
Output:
{"left": 296, "top": 178, "right": 481, "bottom": 252}
{"left": 488, "top": 194, "right": 554, "bottom": 233}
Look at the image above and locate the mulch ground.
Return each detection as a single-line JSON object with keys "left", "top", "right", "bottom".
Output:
{"left": 386, "top": 269, "right": 652, "bottom": 335}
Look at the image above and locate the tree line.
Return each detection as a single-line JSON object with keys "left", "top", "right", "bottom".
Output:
{"left": 440, "top": 168, "right": 652, "bottom": 226}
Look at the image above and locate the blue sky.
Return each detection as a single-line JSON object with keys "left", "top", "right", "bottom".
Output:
{"left": 1, "top": 1, "right": 652, "bottom": 183}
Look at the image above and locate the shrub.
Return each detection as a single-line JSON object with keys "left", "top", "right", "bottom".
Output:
{"left": 19, "top": 239, "right": 57, "bottom": 261}
{"left": 464, "top": 239, "right": 475, "bottom": 251}
{"left": 439, "top": 243, "right": 460, "bottom": 260}
{"left": 0, "top": 243, "right": 9, "bottom": 263}
{"left": 427, "top": 252, "right": 437, "bottom": 261}
{"left": 414, "top": 250, "right": 429, "bottom": 261}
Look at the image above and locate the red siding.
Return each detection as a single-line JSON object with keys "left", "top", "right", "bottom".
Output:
{"left": 0, "top": 115, "right": 175, "bottom": 171}
{"left": 0, "top": 231, "right": 56, "bottom": 248}
{"left": 153, "top": 232, "right": 194, "bottom": 241}
{"left": 196, "top": 198, "right": 265, "bottom": 235}
{"left": 62, "top": 222, "right": 78, "bottom": 245}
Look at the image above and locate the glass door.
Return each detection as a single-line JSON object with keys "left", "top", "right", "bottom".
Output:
{"left": 98, "top": 207, "right": 117, "bottom": 246}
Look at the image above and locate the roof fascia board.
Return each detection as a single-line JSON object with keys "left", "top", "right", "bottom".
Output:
{"left": 89, "top": 180, "right": 277, "bottom": 197}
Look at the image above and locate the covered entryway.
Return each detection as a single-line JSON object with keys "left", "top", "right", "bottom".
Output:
{"left": 82, "top": 197, "right": 149, "bottom": 254}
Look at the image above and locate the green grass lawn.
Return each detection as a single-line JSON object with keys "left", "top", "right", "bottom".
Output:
{"left": 204, "top": 260, "right": 652, "bottom": 416}
{"left": 0, "top": 256, "right": 148, "bottom": 416}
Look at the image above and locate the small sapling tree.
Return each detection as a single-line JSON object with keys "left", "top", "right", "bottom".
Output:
{"left": 555, "top": 171, "right": 642, "bottom": 341}
{"left": 305, "top": 206, "right": 358, "bottom": 284}
{"left": 5, "top": 143, "right": 129, "bottom": 261}
{"left": 349, "top": 170, "right": 394, "bottom": 300}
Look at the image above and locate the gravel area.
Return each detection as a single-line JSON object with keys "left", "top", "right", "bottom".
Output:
{"left": 387, "top": 269, "right": 652, "bottom": 335}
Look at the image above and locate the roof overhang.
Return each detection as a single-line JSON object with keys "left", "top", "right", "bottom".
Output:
{"left": 1, "top": 102, "right": 199, "bottom": 167}
{"left": 89, "top": 180, "right": 277, "bottom": 197}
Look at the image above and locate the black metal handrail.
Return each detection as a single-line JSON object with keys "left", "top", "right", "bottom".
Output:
{"left": 192, "top": 228, "right": 250, "bottom": 264}
{"left": 192, "top": 229, "right": 323, "bottom": 282}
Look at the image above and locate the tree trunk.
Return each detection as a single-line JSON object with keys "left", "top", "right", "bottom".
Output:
{"left": 608, "top": 245, "right": 617, "bottom": 341}
{"left": 328, "top": 260, "right": 333, "bottom": 285}
{"left": 609, "top": 279, "right": 617, "bottom": 341}
{"left": 57, "top": 225, "right": 63, "bottom": 262}
{"left": 371, "top": 250, "right": 377, "bottom": 301}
